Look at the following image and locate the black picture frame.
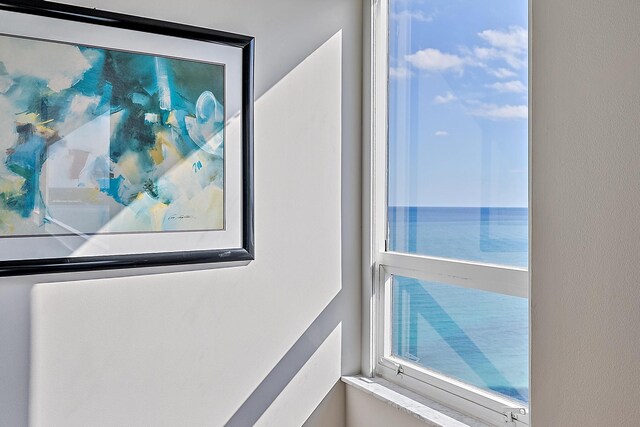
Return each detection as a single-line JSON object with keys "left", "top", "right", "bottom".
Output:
{"left": 0, "top": 0, "right": 254, "bottom": 276}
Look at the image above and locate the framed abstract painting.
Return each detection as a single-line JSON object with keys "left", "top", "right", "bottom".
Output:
{"left": 0, "top": 1, "right": 254, "bottom": 275}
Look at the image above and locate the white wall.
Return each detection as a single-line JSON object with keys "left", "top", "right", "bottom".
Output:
{"left": 531, "top": 0, "right": 640, "bottom": 425}
{"left": 0, "top": 0, "right": 362, "bottom": 426}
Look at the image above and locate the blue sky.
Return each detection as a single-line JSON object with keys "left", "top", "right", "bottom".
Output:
{"left": 388, "top": 0, "right": 528, "bottom": 208}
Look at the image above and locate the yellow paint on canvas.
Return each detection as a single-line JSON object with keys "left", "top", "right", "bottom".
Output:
{"left": 156, "top": 130, "right": 181, "bottom": 158}
{"left": 115, "top": 151, "right": 143, "bottom": 185}
{"left": 149, "top": 202, "right": 169, "bottom": 230}
{"left": 149, "top": 142, "right": 164, "bottom": 165}
{"left": 0, "top": 208, "right": 16, "bottom": 234}
{"left": 15, "top": 112, "right": 39, "bottom": 125}
{"left": 0, "top": 175, "right": 25, "bottom": 194}
{"left": 0, "top": 206, "right": 43, "bottom": 235}
{"left": 35, "top": 124, "right": 57, "bottom": 140}
{"left": 165, "top": 110, "right": 179, "bottom": 128}
{"left": 85, "top": 188, "right": 104, "bottom": 204}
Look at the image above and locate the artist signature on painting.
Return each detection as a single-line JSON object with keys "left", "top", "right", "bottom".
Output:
{"left": 167, "top": 215, "right": 195, "bottom": 221}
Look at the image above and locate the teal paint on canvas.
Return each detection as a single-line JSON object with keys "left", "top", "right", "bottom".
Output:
{"left": 0, "top": 35, "right": 225, "bottom": 235}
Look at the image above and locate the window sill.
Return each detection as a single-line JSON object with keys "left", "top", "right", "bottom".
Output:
{"left": 342, "top": 376, "right": 491, "bottom": 427}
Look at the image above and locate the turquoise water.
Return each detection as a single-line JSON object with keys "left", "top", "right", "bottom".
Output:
{"left": 389, "top": 207, "right": 529, "bottom": 403}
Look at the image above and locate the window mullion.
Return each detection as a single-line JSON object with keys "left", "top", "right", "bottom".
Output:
{"left": 378, "top": 251, "right": 528, "bottom": 298}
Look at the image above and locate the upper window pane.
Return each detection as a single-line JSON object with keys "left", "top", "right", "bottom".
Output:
{"left": 387, "top": 0, "right": 529, "bottom": 268}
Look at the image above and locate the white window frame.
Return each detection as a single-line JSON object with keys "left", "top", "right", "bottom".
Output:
{"left": 364, "top": 0, "right": 532, "bottom": 425}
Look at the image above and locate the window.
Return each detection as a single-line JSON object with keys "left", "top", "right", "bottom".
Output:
{"left": 369, "top": 0, "right": 529, "bottom": 425}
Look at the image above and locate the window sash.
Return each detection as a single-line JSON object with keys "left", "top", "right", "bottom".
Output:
{"left": 375, "top": 265, "right": 529, "bottom": 425}
{"left": 369, "top": 0, "right": 530, "bottom": 424}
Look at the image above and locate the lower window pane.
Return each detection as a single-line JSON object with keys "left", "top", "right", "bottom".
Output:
{"left": 392, "top": 276, "right": 528, "bottom": 403}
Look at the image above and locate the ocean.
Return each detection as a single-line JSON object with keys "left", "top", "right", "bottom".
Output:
{"left": 388, "top": 206, "right": 529, "bottom": 403}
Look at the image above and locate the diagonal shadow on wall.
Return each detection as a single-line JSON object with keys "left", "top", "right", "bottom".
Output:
{"left": 225, "top": 291, "right": 343, "bottom": 427}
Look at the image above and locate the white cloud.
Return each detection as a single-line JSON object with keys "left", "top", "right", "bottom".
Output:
{"left": 489, "top": 67, "right": 518, "bottom": 79}
{"left": 403, "top": 26, "right": 527, "bottom": 81}
{"left": 405, "top": 48, "right": 465, "bottom": 73}
{"left": 389, "top": 66, "right": 412, "bottom": 79}
{"left": 478, "top": 26, "right": 528, "bottom": 52}
{"left": 434, "top": 130, "right": 449, "bottom": 137}
{"left": 434, "top": 91, "right": 457, "bottom": 104}
{"left": 471, "top": 104, "right": 528, "bottom": 120}
{"left": 474, "top": 26, "right": 528, "bottom": 69}
{"left": 405, "top": 27, "right": 527, "bottom": 77}
{"left": 487, "top": 80, "right": 527, "bottom": 93}
{"left": 474, "top": 46, "right": 526, "bottom": 69}
{"left": 391, "top": 10, "right": 433, "bottom": 22}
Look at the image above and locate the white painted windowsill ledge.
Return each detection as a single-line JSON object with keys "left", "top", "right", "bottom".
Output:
{"left": 342, "top": 376, "right": 491, "bottom": 427}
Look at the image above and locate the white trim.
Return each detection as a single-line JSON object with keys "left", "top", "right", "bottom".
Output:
{"left": 342, "top": 376, "right": 492, "bottom": 427}
{"left": 361, "top": 0, "right": 375, "bottom": 378}
{"left": 527, "top": 0, "right": 533, "bottom": 423}
{"left": 379, "top": 252, "right": 528, "bottom": 298}
{"left": 367, "top": 0, "right": 389, "bottom": 380}
{"left": 372, "top": 0, "right": 389, "bottom": 261}
{"left": 363, "top": 0, "right": 391, "bottom": 378}
{"left": 375, "top": 363, "right": 529, "bottom": 427}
